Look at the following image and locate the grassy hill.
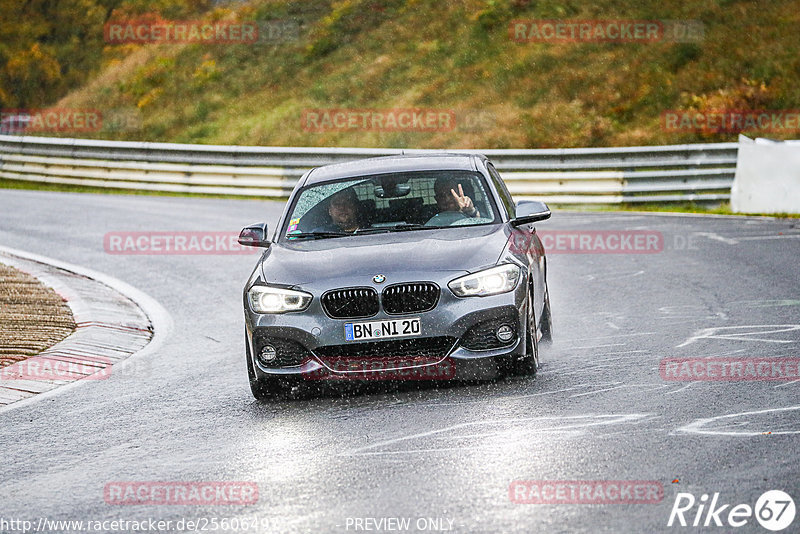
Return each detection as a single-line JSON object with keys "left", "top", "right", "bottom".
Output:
{"left": 51, "top": 0, "right": 800, "bottom": 148}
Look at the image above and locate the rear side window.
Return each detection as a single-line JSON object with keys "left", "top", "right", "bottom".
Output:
{"left": 487, "top": 163, "right": 516, "bottom": 219}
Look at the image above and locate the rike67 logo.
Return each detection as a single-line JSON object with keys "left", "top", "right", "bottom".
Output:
{"left": 668, "top": 490, "right": 795, "bottom": 531}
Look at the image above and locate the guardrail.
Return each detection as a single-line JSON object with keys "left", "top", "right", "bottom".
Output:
{"left": 0, "top": 135, "right": 738, "bottom": 203}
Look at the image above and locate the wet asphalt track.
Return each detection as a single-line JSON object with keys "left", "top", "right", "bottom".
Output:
{"left": 0, "top": 189, "right": 799, "bottom": 533}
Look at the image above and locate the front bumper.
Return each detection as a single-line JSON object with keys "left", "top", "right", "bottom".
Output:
{"left": 244, "top": 276, "right": 528, "bottom": 382}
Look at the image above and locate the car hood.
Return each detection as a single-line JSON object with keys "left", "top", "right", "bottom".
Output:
{"left": 259, "top": 225, "right": 509, "bottom": 287}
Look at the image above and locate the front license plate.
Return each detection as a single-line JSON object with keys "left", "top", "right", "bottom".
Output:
{"left": 344, "top": 317, "right": 421, "bottom": 342}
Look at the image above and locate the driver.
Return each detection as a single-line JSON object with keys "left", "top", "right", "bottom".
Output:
{"left": 315, "top": 188, "right": 365, "bottom": 233}
{"left": 431, "top": 177, "right": 480, "bottom": 219}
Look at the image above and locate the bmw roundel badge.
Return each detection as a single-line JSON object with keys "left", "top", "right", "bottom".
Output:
{"left": 373, "top": 274, "right": 386, "bottom": 284}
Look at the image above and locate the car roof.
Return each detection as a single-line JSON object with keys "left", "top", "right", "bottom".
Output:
{"left": 302, "top": 153, "right": 488, "bottom": 186}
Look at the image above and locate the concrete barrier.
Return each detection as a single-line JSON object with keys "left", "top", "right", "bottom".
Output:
{"left": 732, "top": 135, "right": 800, "bottom": 214}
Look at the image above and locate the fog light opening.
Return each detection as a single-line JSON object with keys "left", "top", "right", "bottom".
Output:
{"left": 496, "top": 324, "right": 514, "bottom": 342}
{"left": 259, "top": 344, "right": 277, "bottom": 365}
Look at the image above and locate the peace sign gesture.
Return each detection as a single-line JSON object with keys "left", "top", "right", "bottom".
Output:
{"left": 450, "top": 183, "right": 479, "bottom": 217}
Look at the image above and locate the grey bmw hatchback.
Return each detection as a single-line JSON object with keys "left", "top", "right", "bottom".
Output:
{"left": 239, "top": 154, "right": 552, "bottom": 399}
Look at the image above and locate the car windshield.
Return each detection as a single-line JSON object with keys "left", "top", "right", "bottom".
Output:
{"left": 281, "top": 171, "right": 498, "bottom": 240}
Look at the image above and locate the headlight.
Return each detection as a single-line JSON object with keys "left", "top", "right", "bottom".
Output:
{"left": 448, "top": 264, "right": 521, "bottom": 297}
{"left": 248, "top": 286, "right": 312, "bottom": 313}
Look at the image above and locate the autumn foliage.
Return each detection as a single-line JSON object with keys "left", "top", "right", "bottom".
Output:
{"left": 0, "top": 0, "right": 211, "bottom": 109}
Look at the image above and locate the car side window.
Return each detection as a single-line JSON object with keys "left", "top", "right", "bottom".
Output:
{"left": 487, "top": 163, "right": 516, "bottom": 219}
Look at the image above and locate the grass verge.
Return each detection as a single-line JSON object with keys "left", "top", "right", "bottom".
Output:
{"left": 559, "top": 201, "right": 798, "bottom": 218}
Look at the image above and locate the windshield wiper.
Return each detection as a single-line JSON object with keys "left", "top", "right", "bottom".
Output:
{"left": 354, "top": 223, "right": 439, "bottom": 235}
{"left": 286, "top": 231, "right": 350, "bottom": 240}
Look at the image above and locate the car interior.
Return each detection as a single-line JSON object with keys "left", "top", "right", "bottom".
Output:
{"left": 286, "top": 174, "right": 494, "bottom": 236}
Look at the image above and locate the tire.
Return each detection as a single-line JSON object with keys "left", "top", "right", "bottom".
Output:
{"left": 539, "top": 287, "right": 553, "bottom": 344}
{"left": 513, "top": 287, "right": 539, "bottom": 376}
{"left": 246, "top": 331, "right": 283, "bottom": 400}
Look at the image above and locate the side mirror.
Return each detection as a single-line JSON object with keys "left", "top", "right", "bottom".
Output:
{"left": 238, "top": 222, "right": 271, "bottom": 247}
{"left": 510, "top": 201, "right": 551, "bottom": 227}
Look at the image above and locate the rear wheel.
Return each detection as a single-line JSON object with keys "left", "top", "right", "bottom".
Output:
{"left": 246, "top": 331, "right": 283, "bottom": 400}
{"left": 514, "top": 288, "right": 539, "bottom": 376}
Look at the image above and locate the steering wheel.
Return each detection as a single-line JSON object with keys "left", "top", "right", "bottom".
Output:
{"left": 425, "top": 211, "right": 468, "bottom": 227}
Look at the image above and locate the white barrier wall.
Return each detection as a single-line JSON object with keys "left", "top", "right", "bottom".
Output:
{"left": 732, "top": 135, "right": 800, "bottom": 214}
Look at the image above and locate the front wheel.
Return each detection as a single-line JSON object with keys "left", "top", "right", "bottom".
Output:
{"left": 513, "top": 289, "right": 539, "bottom": 376}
